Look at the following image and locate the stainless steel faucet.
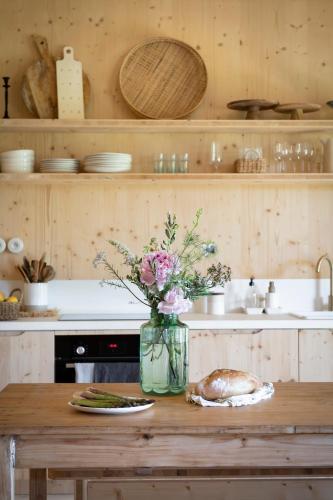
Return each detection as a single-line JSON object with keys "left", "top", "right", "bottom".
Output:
{"left": 316, "top": 254, "right": 333, "bottom": 311}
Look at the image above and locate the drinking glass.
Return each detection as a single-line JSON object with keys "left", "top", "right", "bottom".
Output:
{"left": 178, "top": 153, "right": 189, "bottom": 173}
{"left": 210, "top": 142, "right": 223, "bottom": 171}
{"left": 273, "top": 143, "right": 287, "bottom": 172}
{"left": 303, "top": 142, "right": 315, "bottom": 172}
{"left": 154, "top": 153, "right": 165, "bottom": 173}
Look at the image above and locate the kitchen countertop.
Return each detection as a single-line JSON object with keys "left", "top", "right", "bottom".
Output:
{"left": 0, "top": 313, "right": 333, "bottom": 332}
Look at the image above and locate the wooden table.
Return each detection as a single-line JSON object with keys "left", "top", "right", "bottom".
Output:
{"left": 1, "top": 382, "right": 333, "bottom": 499}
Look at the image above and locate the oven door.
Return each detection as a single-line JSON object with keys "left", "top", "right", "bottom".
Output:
{"left": 55, "top": 334, "right": 140, "bottom": 383}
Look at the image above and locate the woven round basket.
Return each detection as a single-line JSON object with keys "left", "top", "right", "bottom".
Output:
{"left": 0, "top": 288, "right": 22, "bottom": 320}
{"left": 119, "top": 37, "right": 208, "bottom": 119}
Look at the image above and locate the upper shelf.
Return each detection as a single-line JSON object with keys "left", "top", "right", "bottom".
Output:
{"left": 1, "top": 119, "right": 333, "bottom": 134}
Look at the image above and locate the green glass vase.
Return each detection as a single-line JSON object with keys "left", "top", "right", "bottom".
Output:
{"left": 140, "top": 310, "right": 188, "bottom": 395}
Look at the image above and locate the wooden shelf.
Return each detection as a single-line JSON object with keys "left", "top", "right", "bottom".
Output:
{"left": 1, "top": 119, "right": 333, "bottom": 134}
{"left": 1, "top": 173, "right": 333, "bottom": 185}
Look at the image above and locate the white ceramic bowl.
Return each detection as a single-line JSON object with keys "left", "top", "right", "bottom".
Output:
{"left": 1, "top": 164, "right": 34, "bottom": 173}
{"left": 1, "top": 149, "right": 34, "bottom": 156}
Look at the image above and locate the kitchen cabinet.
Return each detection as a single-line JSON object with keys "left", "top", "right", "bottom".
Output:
{"left": 0, "top": 330, "right": 54, "bottom": 391}
{"left": 87, "top": 479, "right": 333, "bottom": 500}
{"left": 299, "top": 329, "right": 333, "bottom": 381}
{"left": 189, "top": 329, "right": 298, "bottom": 382}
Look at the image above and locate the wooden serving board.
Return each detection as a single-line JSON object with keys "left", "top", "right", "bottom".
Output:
{"left": 21, "top": 35, "right": 57, "bottom": 118}
{"left": 56, "top": 47, "right": 84, "bottom": 119}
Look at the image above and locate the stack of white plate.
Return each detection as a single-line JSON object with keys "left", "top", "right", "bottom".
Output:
{"left": 83, "top": 152, "right": 132, "bottom": 173}
{"left": 0, "top": 149, "right": 35, "bottom": 173}
{"left": 40, "top": 158, "right": 80, "bottom": 173}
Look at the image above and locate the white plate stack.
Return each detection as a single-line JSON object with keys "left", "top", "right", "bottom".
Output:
{"left": 83, "top": 152, "right": 132, "bottom": 173}
{"left": 40, "top": 158, "right": 80, "bottom": 173}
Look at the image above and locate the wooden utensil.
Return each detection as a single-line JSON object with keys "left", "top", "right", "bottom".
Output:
{"left": 31, "top": 259, "right": 40, "bottom": 283}
{"left": 16, "top": 265, "right": 30, "bottom": 283}
{"left": 274, "top": 102, "right": 321, "bottom": 120}
{"left": 22, "top": 256, "right": 32, "bottom": 282}
{"left": 119, "top": 37, "right": 208, "bottom": 119}
{"left": 41, "top": 265, "right": 55, "bottom": 283}
{"left": 227, "top": 99, "right": 279, "bottom": 119}
{"left": 21, "top": 35, "right": 91, "bottom": 118}
{"left": 56, "top": 47, "right": 84, "bottom": 119}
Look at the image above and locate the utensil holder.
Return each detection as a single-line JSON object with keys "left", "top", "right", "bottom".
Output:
{"left": 23, "top": 283, "right": 48, "bottom": 311}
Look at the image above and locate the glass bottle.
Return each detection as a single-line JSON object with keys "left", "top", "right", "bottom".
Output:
{"left": 140, "top": 309, "right": 188, "bottom": 395}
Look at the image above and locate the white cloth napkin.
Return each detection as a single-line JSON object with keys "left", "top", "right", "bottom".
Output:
{"left": 187, "top": 382, "right": 274, "bottom": 407}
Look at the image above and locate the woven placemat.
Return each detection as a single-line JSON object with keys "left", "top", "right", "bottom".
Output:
{"left": 19, "top": 308, "right": 59, "bottom": 319}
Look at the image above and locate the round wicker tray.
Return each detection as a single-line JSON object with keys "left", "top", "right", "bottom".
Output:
{"left": 119, "top": 37, "right": 208, "bottom": 119}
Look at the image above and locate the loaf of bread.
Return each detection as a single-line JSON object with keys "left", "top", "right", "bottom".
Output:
{"left": 193, "top": 369, "right": 263, "bottom": 400}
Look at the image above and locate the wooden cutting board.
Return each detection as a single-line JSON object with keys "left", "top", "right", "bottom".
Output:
{"left": 21, "top": 35, "right": 91, "bottom": 118}
{"left": 21, "top": 34, "right": 57, "bottom": 118}
{"left": 56, "top": 46, "right": 84, "bottom": 119}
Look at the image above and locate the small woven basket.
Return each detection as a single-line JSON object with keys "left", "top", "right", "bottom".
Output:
{"left": 235, "top": 158, "right": 267, "bottom": 173}
{"left": 0, "top": 288, "right": 22, "bottom": 320}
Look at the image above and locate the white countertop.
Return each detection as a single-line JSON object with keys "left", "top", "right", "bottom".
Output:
{"left": 1, "top": 313, "right": 333, "bottom": 332}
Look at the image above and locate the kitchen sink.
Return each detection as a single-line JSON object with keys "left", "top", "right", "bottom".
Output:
{"left": 292, "top": 311, "right": 333, "bottom": 319}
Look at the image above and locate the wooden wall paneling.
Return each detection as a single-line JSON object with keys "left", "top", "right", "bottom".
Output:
{"left": 299, "top": 329, "right": 333, "bottom": 381}
{"left": 1, "top": 182, "right": 333, "bottom": 280}
{"left": 189, "top": 329, "right": 298, "bottom": 383}
{"left": 87, "top": 478, "right": 333, "bottom": 500}
{"left": 1, "top": 0, "right": 333, "bottom": 120}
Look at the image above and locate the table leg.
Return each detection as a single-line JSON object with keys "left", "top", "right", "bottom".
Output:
{"left": 0, "top": 436, "right": 15, "bottom": 500}
{"left": 29, "top": 469, "right": 47, "bottom": 500}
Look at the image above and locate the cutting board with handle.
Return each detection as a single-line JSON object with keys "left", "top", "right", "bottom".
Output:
{"left": 56, "top": 46, "right": 84, "bottom": 119}
{"left": 21, "top": 35, "right": 91, "bottom": 118}
{"left": 21, "top": 34, "right": 57, "bottom": 118}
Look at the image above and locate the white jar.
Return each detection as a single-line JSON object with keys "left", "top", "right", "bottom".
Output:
{"left": 23, "top": 283, "right": 48, "bottom": 311}
{"left": 192, "top": 295, "right": 207, "bottom": 314}
{"left": 206, "top": 292, "right": 225, "bottom": 315}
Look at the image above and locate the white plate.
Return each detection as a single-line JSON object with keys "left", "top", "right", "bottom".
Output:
{"left": 85, "top": 152, "right": 131, "bottom": 158}
{"left": 83, "top": 166, "right": 132, "bottom": 173}
{"left": 68, "top": 401, "right": 155, "bottom": 414}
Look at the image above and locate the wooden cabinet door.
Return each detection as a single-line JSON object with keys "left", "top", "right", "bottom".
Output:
{"left": 0, "top": 331, "right": 54, "bottom": 390}
{"left": 299, "top": 329, "right": 333, "bottom": 381}
{"left": 189, "top": 329, "right": 298, "bottom": 383}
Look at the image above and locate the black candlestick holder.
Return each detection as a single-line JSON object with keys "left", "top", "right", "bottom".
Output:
{"left": 2, "top": 76, "right": 10, "bottom": 119}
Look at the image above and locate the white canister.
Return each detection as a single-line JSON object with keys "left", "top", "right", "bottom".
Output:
{"left": 206, "top": 292, "right": 225, "bottom": 315}
{"left": 23, "top": 283, "right": 48, "bottom": 311}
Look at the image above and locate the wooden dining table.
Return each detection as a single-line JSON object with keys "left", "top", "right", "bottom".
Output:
{"left": 1, "top": 382, "right": 333, "bottom": 500}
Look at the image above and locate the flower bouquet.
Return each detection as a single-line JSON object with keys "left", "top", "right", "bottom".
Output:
{"left": 94, "top": 209, "right": 231, "bottom": 395}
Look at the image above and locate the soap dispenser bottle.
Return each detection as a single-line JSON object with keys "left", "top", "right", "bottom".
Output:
{"left": 265, "top": 281, "right": 278, "bottom": 309}
{"left": 246, "top": 277, "right": 258, "bottom": 308}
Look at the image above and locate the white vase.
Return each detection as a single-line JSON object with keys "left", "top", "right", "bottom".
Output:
{"left": 23, "top": 283, "right": 48, "bottom": 311}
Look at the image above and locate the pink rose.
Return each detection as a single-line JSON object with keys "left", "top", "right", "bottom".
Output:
{"left": 158, "top": 287, "right": 192, "bottom": 315}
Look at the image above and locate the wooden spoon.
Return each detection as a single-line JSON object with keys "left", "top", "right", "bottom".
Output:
{"left": 16, "top": 265, "right": 30, "bottom": 283}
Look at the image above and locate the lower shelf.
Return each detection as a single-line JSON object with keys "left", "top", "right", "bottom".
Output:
{"left": 1, "top": 172, "right": 333, "bottom": 184}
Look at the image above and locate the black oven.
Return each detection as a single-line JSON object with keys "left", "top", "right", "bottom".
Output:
{"left": 55, "top": 334, "right": 140, "bottom": 383}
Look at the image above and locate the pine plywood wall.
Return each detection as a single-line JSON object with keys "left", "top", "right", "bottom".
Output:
{"left": 0, "top": 0, "right": 333, "bottom": 279}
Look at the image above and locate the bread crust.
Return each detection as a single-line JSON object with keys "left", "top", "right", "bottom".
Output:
{"left": 194, "top": 369, "right": 263, "bottom": 400}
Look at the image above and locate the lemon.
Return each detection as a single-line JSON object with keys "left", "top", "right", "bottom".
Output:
{"left": 6, "top": 296, "right": 18, "bottom": 303}
{"left": 0, "top": 291, "right": 5, "bottom": 302}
